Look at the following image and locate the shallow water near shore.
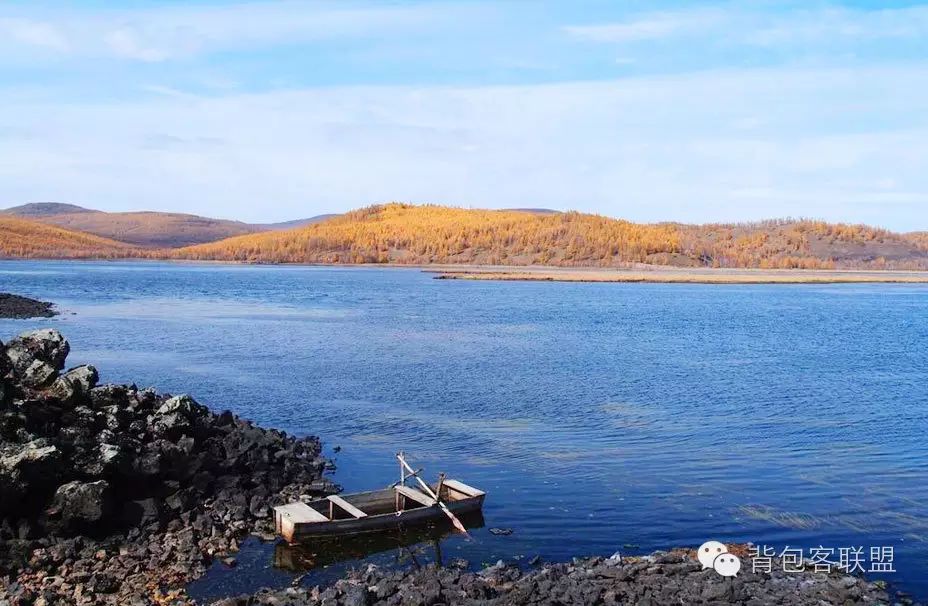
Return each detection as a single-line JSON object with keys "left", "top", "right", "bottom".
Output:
{"left": 2, "top": 260, "right": 927, "bottom": 601}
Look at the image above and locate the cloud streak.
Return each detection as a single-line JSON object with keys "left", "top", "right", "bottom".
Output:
{"left": 565, "top": 4, "right": 928, "bottom": 46}
{"left": 564, "top": 10, "right": 724, "bottom": 43}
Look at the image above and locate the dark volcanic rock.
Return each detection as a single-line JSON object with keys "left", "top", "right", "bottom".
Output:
{"left": 0, "top": 439, "right": 62, "bottom": 512}
{"left": 49, "top": 480, "right": 112, "bottom": 531}
{"left": 4, "top": 328, "right": 69, "bottom": 371}
{"left": 214, "top": 552, "right": 897, "bottom": 606}
{"left": 0, "top": 294, "right": 57, "bottom": 320}
{"left": 0, "top": 328, "right": 336, "bottom": 605}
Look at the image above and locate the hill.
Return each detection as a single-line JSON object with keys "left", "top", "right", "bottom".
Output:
{"left": 3, "top": 202, "right": 96, "bottom": 217}
{"left": 2, "top": 203, "right": 264, "bottom": 248}
{"left": 1, "top": 203, "right": 348, "bottom": 248}
{"left": 171, "top": 203, "right": 928, "bottom": 269}
{"left": 0, "top": 216, "right": 134, "bottom": 259}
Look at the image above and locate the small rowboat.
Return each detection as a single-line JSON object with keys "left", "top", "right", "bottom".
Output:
{"left": 274, "top": 454, "right": 486, "bottom": 543}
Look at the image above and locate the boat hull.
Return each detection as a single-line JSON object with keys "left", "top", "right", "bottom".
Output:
{"left": 286, "top": 495, "right": 484, "bottom": 541}
{"left": 275, "top": 482, "right": 486, "bottom": 543}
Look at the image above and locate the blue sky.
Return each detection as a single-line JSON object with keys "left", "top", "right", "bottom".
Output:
{"left": 1, "top": 1, "right": 927, "bottom": 230}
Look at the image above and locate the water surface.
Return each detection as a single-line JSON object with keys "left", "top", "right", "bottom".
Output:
{"left": 2, "top": 261, "right": 926, "bottom": 600}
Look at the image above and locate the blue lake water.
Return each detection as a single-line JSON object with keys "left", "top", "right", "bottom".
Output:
{"left": 2, "top": 260, "right": 927, "bottom": 600}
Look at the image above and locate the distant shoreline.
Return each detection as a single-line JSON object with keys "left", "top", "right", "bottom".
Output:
{"left": 429, "top": 267, "right": 928, "bottom": 284}
{"left": 4, "top": 257, "right": 928, "bottom": 284}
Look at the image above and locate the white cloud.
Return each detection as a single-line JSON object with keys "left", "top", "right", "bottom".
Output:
{"left": 0, "top": 18, "right": 69, "bottom": 51}
{"left": 1, "top": 65, "right": 926, "bottom": 230}
{"left": 0, "top": 2, "right": 481, "bottom": 63}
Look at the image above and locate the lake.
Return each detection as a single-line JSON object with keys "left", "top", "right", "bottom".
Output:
{"left": 2, "top": 260, "right": 926, "bottom": 601}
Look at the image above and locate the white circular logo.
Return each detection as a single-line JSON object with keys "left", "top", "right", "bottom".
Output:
{"left": 713, "top": 553, "right": 742, "bottom": 577}
{"left": 697, "top": 540, "right": 728, "bottom": 569}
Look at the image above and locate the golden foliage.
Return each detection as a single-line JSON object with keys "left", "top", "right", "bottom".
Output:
{"left": 3, "top": 203, "right": 926, "bottom": 269}
{"left": 906, "top": 232, "right": 928, "bottom": 252}
{"left": 0, "top": 216, "right": 133, "bottom": 259}
{"left": 173, "top": 204, "right": 928, "bottom": 269}
{"left": 173, "top": 204, "right": 682, "bottom": 266}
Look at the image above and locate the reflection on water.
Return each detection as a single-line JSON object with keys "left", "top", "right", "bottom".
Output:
{"left": 2, "top": 261, "right": 927, "bottom": 600}
{"left": 275, "top": 512, "right": 486, "bottom": 572}
{"left": 186, "top": 513, "right": 485, "bottom": 602}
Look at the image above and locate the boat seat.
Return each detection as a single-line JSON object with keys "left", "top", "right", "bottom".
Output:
{"left": 395, "top": 485, "right": 436, "bottom": 507}
{"left": 274, "top": 502, "right": 328, "bottom": 524}
{"left": 327, "top": 494, "right": 368, "bottom": 518}
{"left": 441, "top": 479, "right": 484, "bottom": 498}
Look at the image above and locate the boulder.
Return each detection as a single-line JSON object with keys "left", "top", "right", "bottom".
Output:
{"left": 0, "top": 440, "right": 62, "bottom": 512}
{"left": 47, "top": 375, "right": 78, "bottom": 403}
{"left": 20, "top": 359, "right": 58, "bottom": 388}
{"left": 151, "top": 411, "right": 191, "bottom": 439}
{"left": 156, "top": 394, "right": 206, "bottom": 418}
{"left": 62, "top": 365, "right": 99, "bottom": 396}
{"left": 98, "top": 443, "right": 124, "bottom": 470}
{"left": 4, "top": 329, "right": 70, "bottom": 374}
{"left": 50, "top": 480, "right": 112, "bottom": 530}
{"left": 89, "top": 383, "right": 130, "bottom": 409}
{"left": 80, "top": 443, "right": 129, "bottom": 478}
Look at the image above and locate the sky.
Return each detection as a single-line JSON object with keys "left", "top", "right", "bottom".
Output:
{"left": 1, "top": 1, "right": 927, "bottom": 230}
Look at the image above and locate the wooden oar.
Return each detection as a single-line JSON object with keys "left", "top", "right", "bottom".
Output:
{"left": 397, "top": 453, "right": 470, "bottom": 537}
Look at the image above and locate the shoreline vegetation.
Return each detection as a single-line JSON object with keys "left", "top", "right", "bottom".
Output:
{"left": 0, "top": 329, "right": 909, "bottom": 604}
{"left": 4, "top": 203, "right": 928, "bottom": 272}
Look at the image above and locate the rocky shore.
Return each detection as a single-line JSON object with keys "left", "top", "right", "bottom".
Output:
{"left": 0, "top": 329, "right": 338, "bottom": 605}
{"left": 0, "top": 295, "right": 57, "bottom": 320}
{"left": 0, "top": 328, "right": 913, "bottom": 605}
{"left": 214, "top": 550, "right": 896, "bottom": 605}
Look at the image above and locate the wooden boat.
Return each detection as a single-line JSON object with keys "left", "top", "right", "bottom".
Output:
{"left": 274, "top": 479, "right": 486, "bottom": 543}
{"left": 274, "top": 511, "right": 485, "bottom": 571}
{"left": 274, "top": 454, "right": 486, "bottom": 543}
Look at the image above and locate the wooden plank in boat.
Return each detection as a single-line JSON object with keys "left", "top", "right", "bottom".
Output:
{"left": 327, "top": 495, "right": 368, "bottom": 518}
{"left": 395, "top": 485, "right": 435, "bottom": 507}
{"left": 274, "top": 502, "right": 327, "bottom": 523}
{"left": 442, "top": 479, "right": 484, "bottom": 498}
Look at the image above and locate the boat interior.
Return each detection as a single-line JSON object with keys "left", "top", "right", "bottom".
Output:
{"left": 305, "top": 479, "right": 484, "bottom": 522}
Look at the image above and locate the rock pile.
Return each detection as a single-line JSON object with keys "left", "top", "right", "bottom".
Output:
{"left": 215, "top": 551, "right": 896, "bottom": 606}
{"left": 0, "top": 294, "right": 57, "bottom": 320}
{"left": 0, "top": 329, "right": 337, "bottom": 605}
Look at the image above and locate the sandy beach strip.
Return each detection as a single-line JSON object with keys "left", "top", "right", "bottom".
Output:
{"left": 429, "top": 267, "right": 928, "bottom": 284}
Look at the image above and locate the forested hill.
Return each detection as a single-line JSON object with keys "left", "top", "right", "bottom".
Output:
{"left": 3, "top": 202, "right": 926, "bottom": 268}
{"left": 172, "top": 203, "right": 928, "bottom": 270}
